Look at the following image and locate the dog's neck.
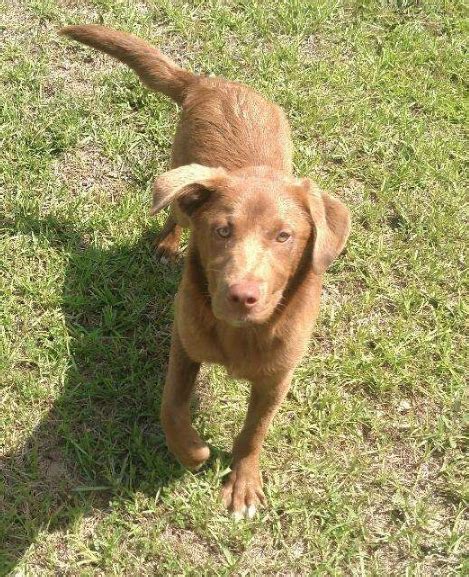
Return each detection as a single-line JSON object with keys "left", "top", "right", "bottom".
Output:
{"left": 185, "top": 247, "right": 212, "bottom": 309}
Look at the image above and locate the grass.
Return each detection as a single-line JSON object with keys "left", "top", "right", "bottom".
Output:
{"left": 1, "top": 0, "right": 467, "bottom": 575}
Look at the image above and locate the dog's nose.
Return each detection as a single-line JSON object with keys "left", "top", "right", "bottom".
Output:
{"left": 227, "top": 282, "right": 260, "bottom": 309}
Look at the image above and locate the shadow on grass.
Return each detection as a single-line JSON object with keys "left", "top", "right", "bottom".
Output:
{"left": 0, "top": 215, "right": 190, "bottom": 574}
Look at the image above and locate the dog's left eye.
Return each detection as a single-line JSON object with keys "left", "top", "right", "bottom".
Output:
{"left": 276, "top": 231, "right": 291, "bottom": 243}
{"left": 216, "top": 225, "right": 231, "bottom": 238}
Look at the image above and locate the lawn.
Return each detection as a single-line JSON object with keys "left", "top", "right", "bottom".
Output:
{"left": 1, "top": 0, "right": 467, "bottom": 575}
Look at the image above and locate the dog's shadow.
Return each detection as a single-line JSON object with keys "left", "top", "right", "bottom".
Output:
{"left": 0, "top": 215, "right": 196, "bottom": 574}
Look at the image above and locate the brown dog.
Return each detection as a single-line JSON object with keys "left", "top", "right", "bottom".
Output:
{"left": 60, "top": 25, "right": 351, "bottom": 519}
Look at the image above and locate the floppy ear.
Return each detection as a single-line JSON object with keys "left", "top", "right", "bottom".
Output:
{"left": 303, "top": 179, "right": 351, "bottom": 274}
{"left": 150, "top": 163, "right": 227, "bottom": 216}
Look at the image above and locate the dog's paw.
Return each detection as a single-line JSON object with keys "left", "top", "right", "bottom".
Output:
{"left": 221, "top": 463, "right": 266, "bottom": 519}
{"left": 177, "top": 443, "right": 210, "bottom": 471}
{"left": 162, "top": 410, "right": 210, "bottom": 471}
{"left": 166, "top": 433, "right": 210, "bottom": 470}
{"left": 154, "top": 241, "right": 180, "bottom": 263}
{"left": 154, "top": 227, "right": 181, "bottom": 263}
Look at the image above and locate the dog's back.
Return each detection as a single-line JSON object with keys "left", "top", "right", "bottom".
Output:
{"left": 61, "top": 25, "right": 292, "bottom": 172}
{"left": 172, "top": 79, "right": 293, "bottom": 172}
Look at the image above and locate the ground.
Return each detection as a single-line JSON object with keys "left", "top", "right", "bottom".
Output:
{"left": 1, "top": 1, "right": 467, "bottom": 575}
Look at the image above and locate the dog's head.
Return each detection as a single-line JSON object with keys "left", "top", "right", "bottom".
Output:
{"left": 152, "top": 164, "right": 350, "bottom": 326}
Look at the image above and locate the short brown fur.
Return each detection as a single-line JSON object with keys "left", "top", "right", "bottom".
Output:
{"left": 60, "top": 25, "right": 351, "bottom": 517}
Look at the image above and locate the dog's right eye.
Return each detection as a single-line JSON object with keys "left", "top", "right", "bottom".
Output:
{"left": 216, "top": 225, "right": 231, "bottom": 238}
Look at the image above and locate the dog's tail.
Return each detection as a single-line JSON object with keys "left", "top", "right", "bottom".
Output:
{"left": 59, "top": 25, "right": 194, "bottom": 105}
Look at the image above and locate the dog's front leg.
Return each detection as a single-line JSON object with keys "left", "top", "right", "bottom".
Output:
{"left": 221, "top": 370, "right": 293, "bottom": 518}
{"left": 160, "top": 324, "right": 210, "bottom": 469}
